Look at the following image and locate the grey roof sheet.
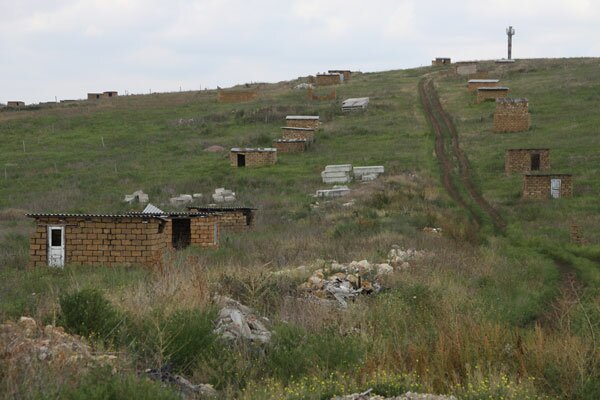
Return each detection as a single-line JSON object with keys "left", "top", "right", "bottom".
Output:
{"left": 230, "top": 147, "right": 277, "bottom": 152}
{"left": 342, "top": 97, "right": 369, "bottom": 107}
{"left": 281, "top": 126, "right": 315, "bottom": 131}
{"left": 478, "top": 86, "right": 509, "bottom": 91}
{"left": 286, "top": 115, "right": 319, "bottom": 120}
{"left": 469, "top": 79, "right": 499, "bottom": 83}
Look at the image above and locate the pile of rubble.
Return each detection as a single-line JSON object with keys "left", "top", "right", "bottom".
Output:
{"left": 212, "top": 188, "right": 236, "bottom": 203}
{"left": 124, "top": 190, "right": 149, "bottom": 204}
{"left": 213, "top": 295, "right": 271, "bottom": 343}
{"left": 0, "top": 317, "right": 116, "bottom": 370}
{"left": 333, "top": 389, "right": 457, "bottom": 400}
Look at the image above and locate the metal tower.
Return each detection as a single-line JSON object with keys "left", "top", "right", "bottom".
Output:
{"left": 506, "top": 26, "right": 515, "bottom": 60}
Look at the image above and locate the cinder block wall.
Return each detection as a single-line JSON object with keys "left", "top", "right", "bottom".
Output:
{"left": 476, "top": 89, "right": 509, "bottom": 103}
{"left": 29, "top": 217, "right": 166, "bottom": 268}
{"left": 190, "top": 216, "right": 219, "bottom": 247}
{"left": 281, "top": 128, "right": 315, "bottom": 141}
{"left": 273, "top": 140, "right": 306, "bottom": 153}
{"left": 316, "top": 75, "right": 340, "bottom": 86}
{"left": 286, "top": 119, "right": 320, "bottom": 129}
{"left": 219, "top": 211, "right": 253, "bottom": 233}
{"left": 468, "top": 81, "right": 498, "bottom": 92}
{"left": 230, "top": 151, "right": 277, "bottom": 167}
{"left": 523, "top": 175, "right": 573, "bottom": 200}
{"left": 494, "top": 100, "right": 531, "bottom": 132}
{"left": 217, "top": 90, "right": 258, "bottom": 103}
{"left": 505, "top": 149, "right": 550, "bottom": 174}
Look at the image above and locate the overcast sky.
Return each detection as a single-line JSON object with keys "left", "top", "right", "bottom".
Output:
{"left": 2, "top": 0, "right": 600, "bottom": 104}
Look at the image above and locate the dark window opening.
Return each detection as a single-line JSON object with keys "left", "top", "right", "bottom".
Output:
{"left": 51, "top": 229, "right": 62, "bottom": 247}
{"left": 244, "top": 211, "right": 253, "bottom": 226}
{"left": 171, "top": 218, "right": 191, "bottom": 249}
{"left": 531, "top": 153, "right": 541, "bottom": 171}
{"left": 237, "top": 154, "right": 246, "bottom": 167}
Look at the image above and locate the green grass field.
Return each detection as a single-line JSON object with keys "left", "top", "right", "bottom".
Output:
{"left": 0, "top": 59, "right": 598, "bottom": 399}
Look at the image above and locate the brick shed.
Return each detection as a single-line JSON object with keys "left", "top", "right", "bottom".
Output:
{"left": 6, "top": 101, "right": 25, "bottom": 108}
{"left": 316, "top": 74, "right": 341, "bottom": 86}
{"left": 26, "top": 212, "right": 219, "bottom": 268}
{"left": 476, "top": 87, "right": 509, "bottom": 103}
{"left": 217, "top": 90, "right": 258, "bottom": 103}
{"left": 328, "top": 70, "right": 351, "bottom": 81}
{"left": 432, "top": 58, "right": 451, "bottom": 66}
{"left": 103, "top": 91, "right": 118, "bottom": 98}
{"left": 281, "top": 127, "right": 315, "bottom": 142}
{"left": 188, "top": 206, "right": 255, "bottom": 233}
{"left": 87, "top": 93, "right": 102, "bottom": 100}
{"left": 467, "top": 79, "right": 499, "bottom": 92}
{"left": 286, "top": 115, "right": 320, "bottom": 129}
{"left": 523, "top": 174, "right": 573, "bottom": 200}
{"left": 273, "top": 139, "right": 307, "bottom": 153}
{"left": 493, "top": 98, "right": 531, "bottom": 133}
{"left": 505, "top": 149, "right": 550, "bottom": 174}
{"left": 230, "top": 148, "right": 277, "bottom": 167}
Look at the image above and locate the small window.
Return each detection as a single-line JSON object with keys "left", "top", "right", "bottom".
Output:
{"left": 51, "top": 229, "right": 62, "bottom": 247}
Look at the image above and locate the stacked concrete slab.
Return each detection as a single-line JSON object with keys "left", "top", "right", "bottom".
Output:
{"left": 321, "top": 165, "right": 353, "bottom": 183}
{"left": 315, "top": 186, "right": 351, "bottom": 198}
{"left": 353, "top": 166, "right": 384, "bottom": 181}
{"left": 212, "top": 188, "right": 236, "bottom": 203}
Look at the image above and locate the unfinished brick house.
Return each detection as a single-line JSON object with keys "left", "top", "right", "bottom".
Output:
{"left": 103, "top": 91, "right": 118, "bottom": 98}
{"left": 328, "top": 70, "right": 351, "bottom": 81}
{"left": 523, "top": 174, "right": 573, "bottom": 200}
{"left": 432, "top": 58, "right": 451, "bottom": 66}
{"left": 505, "top": 149, "right": 550, "bottom": 174}
{"left": 187, "top": 206, "right": 255, "bottom": 233}
{"left": 286, "top": 115, "right": 320, "bottom": 129}
{"left": 467, "top": 79, "right": 499, "bottom": 92}
{"left": 281, "top": 127, "right": 315, "bottom": 142}
{"left": 230, "top": 148, "right": 277, "bottom": 167}
{"left": 26, "top": 212, "right": 219, "bottom": 268}
{"left": 6, "top": 101, "right": 25, "bottom": 108}
{"left": 316, "top": 74, "right": 341, "bottom": 86}
{"left": 217, "top": 90, "right": 258, "bottom": 103}
{"left": 273, "top": 139, "right": 307, "bottom": 153}
{"left": 493, "top": 98, "right": 531, "bottom": 132}
{"left": 87, "top": 93, "right": 102, "bottom": 100}
{"left": 476, "top": 87, "right": 509, "bottom": 103}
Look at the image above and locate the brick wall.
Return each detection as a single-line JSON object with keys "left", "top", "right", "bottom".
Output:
{"left": 286, "top": 118, "right": 320, "bottom": 129}
{"left": 217, "top": 90, "right": 258, "bottom": 103}
{"left": 493, "top": 99, "right": 531, "bottom": 132}
{"left": 329, "top": 70, "right": 351, "bottom": 81}
{"left": 281, "top": 127, "right": 315, "bottom": 141}
{"left": 316, "top": 74, "right": 341, "bottom": 86}
{"left": 87, "top": 93, "right": 101, "bottom": 100}
{"left": 505, "top": 149, "right": 550, "bottom": 174}
{"left": 432, "top": 58, "right": 451, "bottom": 66}
{"left": 230, "top": 150, "right": 277, "bottom": 167}
{"left": 468, "top": 81, "right": 498, "bottom": 92}
{"left": 7, "top": 101, "right": 25, "bottom": 107}
{"left": 273, "top": 139, "right": 307, "bottom": 153}
{"left": 219, "top": 211, "right": 253, "bottom": 232}
{"left": 190, "top": 216, "right": 219, "bottom": 247}
{"left": 523, "top": 175, "right": 573, "bottom": 200}
{"left": 476, "top": 88, "right": 509, "bottom": 103}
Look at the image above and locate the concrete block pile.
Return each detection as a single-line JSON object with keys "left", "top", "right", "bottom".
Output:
{"left": 321, "top": 164, "right": 353, "bottom": 183}
{"left": 124, "top": 190, "right": 149, "bottom": 204}
{"left": 353, "top": 165, "right": 384, "bottom": 181}
{"left": 212, "top": 188, "right": 236, "bottom": 203}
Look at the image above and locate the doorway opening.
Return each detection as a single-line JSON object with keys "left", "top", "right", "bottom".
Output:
{"left": 172, "top": 218, "right": 191, "bottom": 249}
{"left": 237, "top": 154, "right": 246, "bottom": 167}
{"left": 531, "top": 153, "right": 541, "bottom": 171}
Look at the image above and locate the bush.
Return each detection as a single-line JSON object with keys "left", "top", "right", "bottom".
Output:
{"left": 59, "top": 288, "right": 123, "bottom": 344}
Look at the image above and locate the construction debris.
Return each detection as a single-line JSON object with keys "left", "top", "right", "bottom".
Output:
{"left": 342, "top": 97, "right": 369, "bottom": 112}
{"left": 322, "top": 164, "right": 353, "bottom": 183}
{"left": 124, "top": 190, "right": 149, "bottom": 204}
{"left": 146, "top": 364, "right": 217, "bottom": 398}
{"left": 213, "top": 295, "right": 271, "bottom": 343}
{"left": 332, "top": 390, "right": 457, "bottom": 400}
{"left": 169, "top": 194, "right": 194, "bottom": 206}
{"left": 315, "top": 186, "right": 351, "bottom": 198}
{"left": 387, "top": 246, "right": 427, "bottom": 268}
{"left": 212, "top": 188, "right": 236, "bottom": 203}
{"left": 353, "top": 166, "right": 384, "bottom": 182}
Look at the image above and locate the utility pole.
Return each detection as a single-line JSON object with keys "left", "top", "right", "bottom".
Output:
{"left": 506, "top": 26, "right": 515, "bottom": 60}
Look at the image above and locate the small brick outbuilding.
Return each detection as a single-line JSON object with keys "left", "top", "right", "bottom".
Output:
{"left": 494, "top": 98, "right": 531, "bottom": 132}
{"left": 505, "top": 149, "right": 550, "bottom": 174}
{"left": 273, "top": 139, "right": 307, "bottom": 153}
{"left": 27, "top": 212, "right": 219, "bottom": 268}
{"left": 523, "top": 174, "right": 573, "bottom": 200}
{"left": 230, "top": 148, "right": 277, "bottom": 167}
{"left": 187, "top": 206, "right": 255, "bottom": 233}
{"left": 468, "top": 79, "right": 499, "bottom": 92}
{"left": 328, "top": 70, "right": 351, "bottom": 81}
{"left": 432, "top": 58, "right": 451, "bottom": 66}
{"left": 286, "top": 115, "right": 320, "bottom": 129}
{"left": 476, "top": 87, "right": 509, "bottom": 103}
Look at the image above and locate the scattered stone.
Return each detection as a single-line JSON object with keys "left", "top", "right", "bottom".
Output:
{"left": 212, "top": 188, "right": 236, "bottom": 203}
{"left": 213, "top": 295, "right": 271, "bottom": 343}
{"left": 146, "top": 364, "right": 217, "bottom": 398}
{"left": 169, "top": 194, "right": 193, "bottom": 206}
{"left": 387, "top": 246, "right": 427, "bottom": 268}
{"left": 124, "top": 190, "right": 149, "bottom": 204}
{"left": 205, "top": 145, "right": 225, "bottom": 153}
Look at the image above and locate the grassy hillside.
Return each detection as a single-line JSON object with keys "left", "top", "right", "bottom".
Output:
{"left": 0, "top": 60, "right": 598, "bottom": 399}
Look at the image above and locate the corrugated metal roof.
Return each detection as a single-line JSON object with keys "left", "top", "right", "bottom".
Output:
{"left": 274, "top": 139, "right": 307, "bottom": 143}
{"left": 142, "top": 203, "right": 165, "bottom": 214}
{"left": 27, "top": 212, "right": 212, "bottom": 219}
{"left": 469, "top": 79, "right": 499, "bottom": 83}
{"left": 230, "top": 147, "right": 277, "bottom": 152}
{"left": 286, "top": 115, "right": 319, "bottom": 120}
{"left": 478, "top": 87, "right": 509, "bottom": 91}
{"left": 188, "top": 206, "right": 256, "bottom": 212}
{"left": 280, "top": 126, "right": 315, "bottom": 131}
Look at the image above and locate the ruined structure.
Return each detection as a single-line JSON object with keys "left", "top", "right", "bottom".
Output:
{"left": 342, "top": 97, "right": 369, "bottom": 111}
{"left": 505, "top": 149, "right": 550, "bottom": 174}
{"left": 229, "top": 148, "right": 277, "bottom": 167}
{"left": 217, "top": 90, "right": 258, "bottom": 103}
{"left": 467, "top": 79, "right": 499, "bottom": 92}
{"left": 281, "top": 127, "right": 315, "bottom": 142}
{"left": 328, "top": 70, "right": 351, "bottom": 81}
{"left": 315, "top": 73, "right": 341, "bottom": 86}
{"left": 6, "top": 101, "right": 25, "bottom": 108}
{"left": 523, "top": 174, "right": 573, "bottom": 200}
{"left": 493, "top": 98, "right": 531, "bottom": 132}
{"left": 432, "top": 58, "right": 451, "bottom": 66}
{"left": 188, "top": 206, "right": 255, "bottom": 233}
{"left": 476, "top": 87, "right": 509, "bottom": 103}
{"left": 286, "top": 115, "right": 320, "bottom": 129}
{"left": 273, "top": 139, "right": 307, "bottom": 153}
{"left": 27, "top": 212, "right": 219, "bottom": 268}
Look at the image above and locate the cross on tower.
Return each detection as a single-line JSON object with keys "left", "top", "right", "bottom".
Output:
{"left": 506, "top": 26, "right": 516, "bottom": 60}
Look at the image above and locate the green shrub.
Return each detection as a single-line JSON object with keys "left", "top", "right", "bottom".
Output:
{"left": 59, "top": 288, "right": 123, "bottom": 344}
